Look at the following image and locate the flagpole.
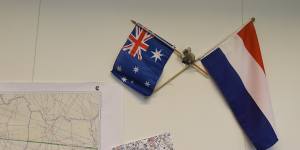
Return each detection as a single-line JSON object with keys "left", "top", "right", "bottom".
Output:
{"left": 173, "top": 48, "right": 209, "bottom": 78}
{"left": 153, "top": 49, "right": 208, "bottom": 94}
{"left": 130, "top": 20, "right": 209, "bottom": 78}
{"left": 153, "top": 65, "right": 190, "bottom": 93}
{"left": 130, "top": 20, "right": 176, "bottom": 49}
{"left": 198, "top": 17, "right": 255, "bottom": 61}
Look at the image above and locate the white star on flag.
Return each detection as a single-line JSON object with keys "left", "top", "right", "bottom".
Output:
{"left": 133, "top": 66, "right": 139, "bottom": 73}
{"left": 121, "top": 77, "right": 127, "bottom": 82}
{"left": 144, "top": 81, "right": 150, "bottom": 87}
{"left": 151, "top": 49, "right": 164, "bottom": 62}
{"left": 117, "top": 66, "right": 122, "bottom": 72}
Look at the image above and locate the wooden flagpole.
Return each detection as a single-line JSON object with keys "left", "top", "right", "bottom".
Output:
{"left": 153, "top": 65, "right": 190, "bottom": 93}
{"left": 172, "top": 48, "right": 209, "bottom": 78}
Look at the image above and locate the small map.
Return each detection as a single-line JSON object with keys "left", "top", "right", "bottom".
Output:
{"left": 0, "top": 92, "right": 100, "bottom": 150}
{"left": 112, "top": 133, "right": 174, "bottom": 150}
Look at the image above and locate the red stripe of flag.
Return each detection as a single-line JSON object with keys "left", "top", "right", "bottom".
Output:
{"left": 238, "top": 22, "right": 265, "bottom": 73}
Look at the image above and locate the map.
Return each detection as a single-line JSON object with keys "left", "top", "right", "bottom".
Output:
{"left": 0, "top": 92, "right": 101, "bottom": 150}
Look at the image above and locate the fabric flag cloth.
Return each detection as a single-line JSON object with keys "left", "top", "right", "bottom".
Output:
{"left": 111, "top": 25, "right": 174, "bottom": 96}
{"left": 201, "top": 22, "right": 278, "bottom": 150}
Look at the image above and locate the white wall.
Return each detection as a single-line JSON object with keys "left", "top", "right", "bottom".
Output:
{"left": 0, "top": 0, "right": 299, "bottom": 149}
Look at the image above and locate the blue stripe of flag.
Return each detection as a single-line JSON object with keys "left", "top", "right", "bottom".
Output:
{"left": 201, "top": 48, "right": 278, "bottom": 150}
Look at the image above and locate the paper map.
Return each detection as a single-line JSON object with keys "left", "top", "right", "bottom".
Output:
{"left": 112, "top": 133, "right": 174, "bottom": 150}
{"left": 0, "top": 92, "right": 101, "bottom": 150}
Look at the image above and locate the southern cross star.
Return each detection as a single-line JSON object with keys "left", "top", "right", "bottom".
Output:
{"left": 144, "top": 81, "right": 150, "bottom": 87}
{"left": 117, "top": 66, "right": 122, "bottom": 72}
{"left": 121, "top": 77, "right": 127, "bottom": 82}
{"left": 133, "top": 66, "right": 139, "bottom": 74}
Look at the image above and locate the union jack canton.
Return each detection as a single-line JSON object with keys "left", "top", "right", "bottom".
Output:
{"left": 111, "top": 25, "right": 174, "bottom": 96}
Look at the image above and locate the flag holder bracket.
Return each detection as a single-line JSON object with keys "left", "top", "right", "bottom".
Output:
{"left": 181, "top": 47, "right": 196, "bottom": 65}
{"left": 153, "top": 47, "right": 208, "bottom": 94}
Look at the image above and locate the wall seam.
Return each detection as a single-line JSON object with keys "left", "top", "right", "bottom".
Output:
{"left": 31, "top": 0, "right": 42, "bottom": 82}
{"left": 241, "top": 0, "right": 246, "bottom": 149}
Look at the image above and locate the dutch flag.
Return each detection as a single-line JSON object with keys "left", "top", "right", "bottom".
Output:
{"left": 201, "top": 21, "right": 278, "bottom": 150}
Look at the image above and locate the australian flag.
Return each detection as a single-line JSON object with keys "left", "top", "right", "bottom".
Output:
{"left": 111, "top": 25, "right": 174, "bottom": 96}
